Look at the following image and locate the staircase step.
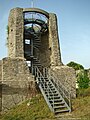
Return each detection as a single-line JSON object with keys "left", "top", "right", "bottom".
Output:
{"left": 42, "top": 84, "right": 55, "bottom": 88}
{"left": 34, "top": 39, "right": 40, "bottom": 41}
{"left": 38, "top": 79, "right": 44, "bottom": 81}
{"left": 42, "top": 87, "right": 54, "bottom": 91}
{"left": 33, "top": 61, "right": 41, "bottom": 63}
{"left": 34, "top": 39, "right": 41, "bottom": 41}
{"left": 41, "top": 85, "right": 54, "bottom": 88}
{"left": 53, "top": 102, "right": 64, "bottom": 106}
{"left": 40, "top": 77, "right": 48, "bottom": 79}
{"left": 46, "top": 93, "right": 59, "bottom": 96}
{"left": 55, "top": 109, "right": 69, "bottom": 114}
{"left": 51, "top": 88, "right": 56, "bottom": 90}
{"left": 48, "top": 83, "right": 54, "bottom": 86}
{"left": 46, "top": 93, "right": 60, "bottom": 99}
{"left": 33, "top": 63, "right": 41, "bottom": 65}
{"left": 45, "top": 91, "right": 57, "bottom": 94}
{"left": 48, "top": 85, "right": 54, "bottom": 88}
{"left": 48, "top": 96, "right": 61, "bottom": 100}
{"left": 38, "top": 80, "right": 49, "bottom": 83}
{"left": 44, "top": 89, "right": 56, "bottom": 93}
{"left": 52, "top": 100, "right": 64, "bottom": 104}
{"left": 33, "top": 57, "right": 38, "bottom": 60}
{"left": 52, "top": 101, "right": 65, "bottom": 106}
{"left": 38, "top": 80, "right": 46, "bottom": 83}
{"left": 43, "top": 88, "right": 56, "bottom": 92}
{"left": 54, "top": 105, "right": 66, "bottom": 109}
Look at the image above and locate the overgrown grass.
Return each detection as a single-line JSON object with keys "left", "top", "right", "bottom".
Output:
{"left": 56, "top": 88, "right": 90, "bottom": 120}
{"left": 0, "top": 89, "right": 90, "bottom": 120}
{"left": 71, "top": 96, "right": 90, "bottom": 120}
{"left": 0, "top": 94, "right": 55, "bottom": 120}
{"left": 77, "top": 87, "right": 90, "bottom": 97}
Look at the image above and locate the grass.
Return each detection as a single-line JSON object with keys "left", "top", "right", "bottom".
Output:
{"left": 56, "top": 88, "right": 90, "bottom": 120}
{"left": 0, "top": 89, "right": 90, "bottom": 120}
{"left": 71, "top": 96, "right": 90, "bottom": 119}
{"left": 0, "top": 94, "right": 55, "bottom": 120}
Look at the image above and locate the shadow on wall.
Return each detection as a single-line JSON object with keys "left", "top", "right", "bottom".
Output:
{"left": 1, "top": 82, "right": 36, "bottom": 96}
{"left": 0, "top": 82, "right": 37, "bottom": 112}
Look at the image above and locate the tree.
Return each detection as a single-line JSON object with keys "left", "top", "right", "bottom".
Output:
{"left": 77, "top": 71, "right": 90, "bottom": 89}
{"left": 67, "top": 61, "right": 84, "bottom": 70}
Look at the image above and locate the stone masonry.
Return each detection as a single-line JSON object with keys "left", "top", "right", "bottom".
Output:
{"left": 0, "top": 57, "right": 36, "bottom": 112}
{"left": 8, "top": 8, "right": 24, "bottom": 58}
{"left": 0, "top": 7, "right": 76, "bottom": 112}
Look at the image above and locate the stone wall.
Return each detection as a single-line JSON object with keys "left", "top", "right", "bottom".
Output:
{"left": 50, "top": 66, "right": 76, "bottom": 98}
{"left": 48, "top": 13, "right": 76, "bottom": 98}
{"left": 0, "top": 60, "right": 2, "bottom": 81}
{"left": 0, "top": 60, "right": 2, "bottom": 111}
{"left": 8, "top": 8, "right": 24, "bottom": 58}
{"left": 33, "top": 13, "right": 62, "bottom": 68}
{"left": 49, "top": 13, "right": 62, "bottom": 66}
{"left": 1, "top": 57, "right": 36, "bottom": 112}
{"left": 39, "top": 32, "right": 51, "bottom": 67}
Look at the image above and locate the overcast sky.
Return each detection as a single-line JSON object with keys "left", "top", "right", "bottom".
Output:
{"left": 0, "top": 0, "right": 90, "bottom": 68}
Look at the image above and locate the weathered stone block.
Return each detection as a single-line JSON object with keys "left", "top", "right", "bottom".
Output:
{"left": 0, "top": 57, "right": 37, "bottom": 112}
{"left": 51, "top": 66, "right": 76, "bottom": 98}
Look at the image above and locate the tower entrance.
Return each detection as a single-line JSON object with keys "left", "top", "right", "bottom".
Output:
{"left": 23, "top": 11, "right": 48, "bottom": 73}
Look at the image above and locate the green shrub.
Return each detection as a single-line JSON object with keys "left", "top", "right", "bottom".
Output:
{"left": 77, "top": 71, "right": 90, "bottom": 89}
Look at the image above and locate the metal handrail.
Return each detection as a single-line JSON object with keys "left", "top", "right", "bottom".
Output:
{"left": 45, "top": 68, "right": 71, "bottom": 111}
{"left": 34, "top": 66, "right": 55, "bottom": 111}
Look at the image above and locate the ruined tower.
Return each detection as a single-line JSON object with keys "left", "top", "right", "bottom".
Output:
{"left": 0, "top": 7, "right": 76, "bottom": 113}
{"left": 8, "top": 8, "right": 62, "bottom": 69}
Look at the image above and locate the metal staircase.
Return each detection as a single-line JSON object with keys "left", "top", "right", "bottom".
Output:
{"left": 33, "top": 33, "right": 41, "bottom": 48}
{"left": 33, "top": 57, "right": 42, "bottom": 69}
{"left": 33, "top": 33, "right": 42, "bottom": 69}
{"left": 24, "top": 12, "right": 71, "bottom": 114}
{"left": 34, "top": 67, "right": 71, "bottom": 114}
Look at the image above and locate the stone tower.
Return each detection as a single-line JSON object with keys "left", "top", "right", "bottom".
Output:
{"left": 0, "top": 7, "right": 76, "bottom": 112}
{"left": 8, "top": 8, "right": 62, "bottom": 68}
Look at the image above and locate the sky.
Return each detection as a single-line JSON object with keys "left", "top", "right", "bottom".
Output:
{"left": 0, "top": 0, "right": 90, "bottom": 69}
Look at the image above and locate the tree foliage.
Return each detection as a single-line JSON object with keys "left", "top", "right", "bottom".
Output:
{"left": 67, "top": 61, "right": 84, "bottom": 70}
{"left": 77, "top": 71, "right": 90, "bottom": 89}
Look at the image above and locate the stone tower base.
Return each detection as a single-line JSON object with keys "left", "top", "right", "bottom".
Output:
{"left": 0, "top": 57, "right": 36, "bottom": 112}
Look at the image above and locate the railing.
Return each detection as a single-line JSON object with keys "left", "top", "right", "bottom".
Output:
{"left": 43, "top": 68, "right": 71, "bottom": 112}
{"left": 34, "top": 66, "right": 55, "bottom": 112}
